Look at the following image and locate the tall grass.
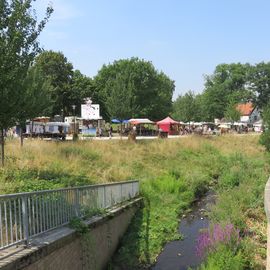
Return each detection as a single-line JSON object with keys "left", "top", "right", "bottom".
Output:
{"left": 2, "top": 136, "right": 226, "bottom": 192}
{"left": 1, "top": 135, "right": 269, "bottom": 269}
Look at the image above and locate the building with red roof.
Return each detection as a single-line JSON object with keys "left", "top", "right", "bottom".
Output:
{"left": 236, "top": 102, "right": 260, "bottom": 124}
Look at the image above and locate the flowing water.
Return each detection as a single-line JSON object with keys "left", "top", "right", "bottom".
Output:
{"left": 152, "top": 191, "right": 216, "bottom": 270}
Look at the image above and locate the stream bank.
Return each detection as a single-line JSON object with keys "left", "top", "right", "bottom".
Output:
{"left": 152, "top": 191, "right": 216, "bottom": 270}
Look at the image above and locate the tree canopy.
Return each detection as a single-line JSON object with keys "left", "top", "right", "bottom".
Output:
{"left": 0, "top": 0, "right": 52, "bottom": 130}
{"left": 172, "top": 63, "right": 264, "bottom": 122}
{"left": 71, "top": 70, "right": 96, "bottom": 116}
{"left": 34, "top": 50, "right": 74, "bottom": 116}
{"left": 172, "top": 91, "right": 203, "bottom": 122}
{"left": 249, "top": 62, "right": 270, "bottom": 109}
{"left": 18, "top": 66, "right": 52, "bottom": 124}
{"left": 224, "top": 100, "right": 241, "bottom": 122}
{"left": 93, "top": 58, "right": 175, "bottom": 120}
{"left": 202, "top": 63, "right": 253, "bottom": 121}
{"left": 0, "top": 0, "right": 52, "bottom": 165}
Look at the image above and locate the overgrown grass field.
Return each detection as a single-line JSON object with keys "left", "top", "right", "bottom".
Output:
{"left": 1, "top": 135, "right": 269, "bottom": 269}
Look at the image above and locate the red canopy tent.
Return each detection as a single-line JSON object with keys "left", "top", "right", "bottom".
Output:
{"left": 156, "top": 116, "right": 181, "bottom": 135}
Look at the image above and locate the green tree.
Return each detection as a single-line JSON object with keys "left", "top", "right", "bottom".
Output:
{"left": 224, "top": 101, "right": 241, "bottom": 122}
{"left": 0, "top": 0, "right": 52, "bottom": 166}
{"left": 105, "top": 74, "right": 135, "bottom": 120}
{"left": 71, "top": 70, "right": 96, "bottom": 116}
{"left": 34, "top": 50, "right": 74, "bottom": 117}
{"left": 249, "top": 62, "right": 270, "bottom": 109}
{"left": 202, "top": 63, "right": 253, "bottom": 121}
{"left": 93, "top": 58, "right": 174, "bottom": 120}
{"left": 18, "top": 66, "right": 52, "bottom": 146}
{"left": 172, "top": 91, "right": 202, "bottom": 122}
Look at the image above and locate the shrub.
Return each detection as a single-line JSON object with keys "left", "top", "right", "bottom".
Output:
{"left": 196, "top": 223, "right": 241, "bottom": 258}
{"left": 259, "top": 130, "right": 270, "bottom": 151}
{"left": 200, "top": 245, "right": 244, "bottom": 270}
{"left": 259, "top": 103, "right": 270, "bottom": 151}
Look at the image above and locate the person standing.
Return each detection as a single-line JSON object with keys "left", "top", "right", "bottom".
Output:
{"left": 109, "top": 126, "right": 113, "bottom": 139}
{"left": 99, "top": 127, "right": 102, "bottom": 138}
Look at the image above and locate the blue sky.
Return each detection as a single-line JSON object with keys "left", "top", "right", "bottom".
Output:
{"left": 35, "top": 0, "right": 270, "bottom": 99}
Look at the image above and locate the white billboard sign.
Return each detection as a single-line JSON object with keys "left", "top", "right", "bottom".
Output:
{"left": 81, "top": 104, "right": 100, "bottom": 120}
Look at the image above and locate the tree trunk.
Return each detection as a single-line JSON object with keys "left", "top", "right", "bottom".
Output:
{"left": 20, "top": 126, "right": 24, "bottom": 147}
{"left": 31, "top": 120, "right": 33, "bottom": 138}
{"left": 0, "top": 128, "right": 4, "bottom": 167}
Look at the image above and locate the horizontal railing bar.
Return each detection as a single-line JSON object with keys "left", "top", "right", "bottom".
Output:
{"left": 29, "top": 221, "right": 70, "bottom": 239}
{"left": 0, "top": 239, "right": 25, "bottom": 250}
{"left": 0, "top": 180, "right": 139, "bottom": 199}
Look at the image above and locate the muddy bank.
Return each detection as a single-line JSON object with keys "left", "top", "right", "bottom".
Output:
{"left": 152, "top": 191, "right": 216, "bottom": 270}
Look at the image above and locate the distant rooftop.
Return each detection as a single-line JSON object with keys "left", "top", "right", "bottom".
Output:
{"left": 236, "top": 102, "right": 254, "bottom": 116}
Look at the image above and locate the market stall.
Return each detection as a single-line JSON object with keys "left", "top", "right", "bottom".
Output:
{"left": 111, "top": 119, "right": 129, "bottom": 135}
{"left": 156, "top": 116, "right": 181, "bottom": 135}
{"left": 128, "top": 118, "right": 157, "bottom": 136}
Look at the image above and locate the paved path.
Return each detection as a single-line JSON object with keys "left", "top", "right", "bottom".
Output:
{"left": 83, "top": 135, "right": 184, "bottom": 141}
{"left": 66, "top": 133, "right": 259, "bottom": 141}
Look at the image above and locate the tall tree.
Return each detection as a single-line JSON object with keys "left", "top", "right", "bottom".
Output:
{"left": 202, "top": 63, "right": 253, "bottom": 121}
{"left": 93, "top": 58, "right": 174, "bottom": 120}
{"left": 0, "top": 0, "right": 52, "bottom": 166}
{"left": 105, "top": 74, "right": 135, "bottom": 120}
{"left": 34, "top": 50, "right": 74, "bottom": 117}
{"left": 224, "top": 100, "right": 241, "bottom": 122}
{"left": 18, "top": 65, "right": 52, "bottom": 146}
{"left": 249, "top": 62, "right": 270, "bottom": 109}
{"left": 172, "top": 91, "right": 202, "bottom": 122}
{"left": 71, "top": 70, "right": 96, "bottom": 116}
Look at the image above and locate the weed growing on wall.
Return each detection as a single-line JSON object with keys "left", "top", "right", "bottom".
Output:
{"left": 69, "top": 217, "right": 98, "bottom": 269}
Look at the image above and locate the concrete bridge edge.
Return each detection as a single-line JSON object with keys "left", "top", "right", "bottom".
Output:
{"left": 0, "top": 197, "right": 143, "bottom": 270}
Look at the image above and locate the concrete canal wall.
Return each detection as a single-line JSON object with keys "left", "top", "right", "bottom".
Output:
{"left": 0, "top": 198, "right": 142, "bottom": 270}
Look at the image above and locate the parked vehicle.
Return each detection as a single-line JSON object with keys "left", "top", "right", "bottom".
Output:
{"left": 25, "top": 121, "right": 69, "bottom": 140}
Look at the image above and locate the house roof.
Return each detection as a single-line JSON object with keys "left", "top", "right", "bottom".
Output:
{"left": 236, "top": 102, "right": 255, "bottom": 116}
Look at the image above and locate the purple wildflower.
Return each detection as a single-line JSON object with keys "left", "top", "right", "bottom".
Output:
{"left": 195, "top": 223, "right": 241, "bottom": 258}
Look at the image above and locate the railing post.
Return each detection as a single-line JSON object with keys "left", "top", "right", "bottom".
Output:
{"left": 131, "top": 182, "right": 134, "bottom": 199}
{"left": 111, "top": 187, "right": 113, "bottom": 207}
{"left": 136, "top": 181, "right": 139, "bottom": 196}
{"left": 22, "top": 196, "right": 29, "bottom": 246}
{"left": 120, "top": 183, "right": 123, "bottom": 202}
{"left": 103, "top": 185, "right": 106, "bottom": 208}
{"left": 75, "top": 189, "right": 80, "bottom": 217}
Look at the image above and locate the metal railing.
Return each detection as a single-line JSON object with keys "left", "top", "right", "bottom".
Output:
{"left": 0, "top": 180, "right": 139, "bottom": 250}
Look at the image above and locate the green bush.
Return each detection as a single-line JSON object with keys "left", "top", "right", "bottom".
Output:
{"left": 259, "top": 104, "right": 270, "bottom": 151}
{"left": 259, "top": 130, "right": 270, "bottom": 151}
{"left": 200, "top": 245, "right": 245, "bottom": 270}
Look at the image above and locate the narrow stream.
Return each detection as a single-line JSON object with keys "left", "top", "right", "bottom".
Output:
{"left": 152, "top": 191, "right": 216, "bottom": 270}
